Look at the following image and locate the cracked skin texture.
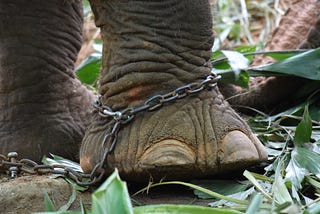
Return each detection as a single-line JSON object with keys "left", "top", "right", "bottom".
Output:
{"left": 79, "top": 0, "right": 268, "bottom": 182}
{"left": 81, "top": 90, "right": 267, "bottom": 181}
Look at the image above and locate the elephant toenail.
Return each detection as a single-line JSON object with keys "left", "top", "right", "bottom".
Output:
{"left": 220, "top": 130, "right": 266, "bottom": 166}
{"left": 139, "top": 139, "right": 195, "bottom": 168}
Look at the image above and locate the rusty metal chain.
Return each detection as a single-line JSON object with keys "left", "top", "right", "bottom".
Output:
{"left": 94, "top": 73, "right": 221, "bottom": 120}
{"left": 0, "top": 73, "right": 221, "bottom": 186}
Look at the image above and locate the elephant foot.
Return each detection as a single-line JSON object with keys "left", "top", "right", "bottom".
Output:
{"left": 220, "top": 0, "right": 320, "bottom": 112}
{"left": 219, "top": 76, "right": 308, "bottom": 113}
{"left": 80, "top": 88, "right": 267, "bottom": 182}
{"left": 0, "top": 78, "right": 95, "bottom": 161}
{"left": 0, "top": 0, "right": 94, "bottom": 161}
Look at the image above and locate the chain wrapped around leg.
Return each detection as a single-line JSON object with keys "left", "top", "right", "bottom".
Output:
{"left": 0, "top": 73, "right": 221, "bottom": 186}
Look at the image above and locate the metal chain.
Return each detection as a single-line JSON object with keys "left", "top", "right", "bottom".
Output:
{"left": 94, "top": 73, "right": 221, "bottom": 120}
{"left": 0, "top": 73, "right": 221, "bottom": 186}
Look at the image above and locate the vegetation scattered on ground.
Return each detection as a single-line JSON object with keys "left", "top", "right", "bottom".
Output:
{"left": 36, "top": 0, "right": 320, "bottom": 213}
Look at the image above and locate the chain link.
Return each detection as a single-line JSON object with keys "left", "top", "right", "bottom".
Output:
{"left": 0, "top": 73, "right": 221, "bottom": 186}
{"left": 94, "top": 73, "right": 221, "bottom": 118}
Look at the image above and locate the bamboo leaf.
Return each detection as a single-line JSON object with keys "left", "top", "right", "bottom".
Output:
{"left": 134, "top": 181, "right": 249, "bottom": 206}
{"left": 249, "top": 48, "right": 320, "bottom": 80}
{"left": 58, "top": 184, "right": 77, "bottom": 212}
{"left": 243, "top": 170, "right": 272, "bottom": 201}
{"left": 44, "top": 192, "right": 57, "bottom": 212}
{"left": 245, "top": 193, "right": 263, "bottom": 214}
{"left": 272, "top": 160, "right": 293, "bottom": 204}
{"left": 191, "top": 180, "right": 250, "bottom": 199}
{"left": 262, "top": 50, "right": 303, "bottom": 61}
{"left": 294, "top": 105, "right": 312, "bottom": 146}
{"left": 92, "top": 169, "right": 133, "bottom": 214}
{"left": 209, "top": 187, "right": 255, "bottom": 207}
{"left": 76, "top": 53, "right": 101, "bottom": 85}
{"left": 285, "top": 155, "right": 307, "bottom": 189}
{"left": 133, "top": 204, "right": 242, "bottom": 214}
{"left": 286, "top": 146, "right": 320, "bottom": 193}
{"left": 292, "top": 147, "right": 320, "bottom": 175}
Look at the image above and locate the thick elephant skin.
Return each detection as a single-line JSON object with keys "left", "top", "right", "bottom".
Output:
{"left": 80, "top": 0, "right": 267, "bottom": 182}
{"left": 0, "top": 0, "right": 95, "bottom": 161}
{"left": 220, "top": 0, "right": 320, "bottom": 112}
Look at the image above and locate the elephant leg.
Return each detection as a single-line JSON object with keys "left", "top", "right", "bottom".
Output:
{"left": 80, "top": 0, "right": 267, "bottom": 182}
{"left": 220, "top": 0, "right": 320, "bottom": 113}
{"left": 0, "top": 0, "right": 95, "bottom": 161}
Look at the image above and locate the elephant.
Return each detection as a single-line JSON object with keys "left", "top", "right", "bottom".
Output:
{"left": 220, "top": 0, "right": 320, "bottom": 112}
{"left": 3, "top": 0, "right": 318, "bottom": 182}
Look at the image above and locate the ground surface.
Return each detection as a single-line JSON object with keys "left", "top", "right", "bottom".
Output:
{"left": 0, "top": 175, "right": 91, "bottom": 214}
{"left": 0, "top": 173, "right": 217, "bottom": 213}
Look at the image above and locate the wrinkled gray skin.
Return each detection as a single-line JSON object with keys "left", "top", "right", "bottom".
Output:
{"left": 0, "top": 0, "right": 94, "bottom": 160}
{"left": 0, "top": 0, "right": 267, "bottom": 181}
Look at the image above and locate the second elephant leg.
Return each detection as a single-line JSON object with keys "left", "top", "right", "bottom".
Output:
{"left": 0, "top": 0, "right": 94, "bottom": 161}
{"left": 220, "top": 0, "right": 320, "bottom": 112}
{"left": 80, "top": 0, "right": 267, "bottom": 181}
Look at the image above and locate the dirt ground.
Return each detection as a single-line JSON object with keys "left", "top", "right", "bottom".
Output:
{"left": 0, "top": 174, "right": 91, "bottom": 214}
{"left": 0, "top": 173, "right": 216, "bottom": 213}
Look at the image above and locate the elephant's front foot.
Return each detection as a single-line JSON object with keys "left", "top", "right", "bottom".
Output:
{"left": 80, "top": 89, "right": 267, "bottom": 182}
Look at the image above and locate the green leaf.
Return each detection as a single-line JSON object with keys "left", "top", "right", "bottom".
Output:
{"left": 209, "top": 187, "right": 255, "bottom": 207}
{"left": 58, "top": 183, "right": 77, "bottom": 212}
{"left": 76, "top": 54, "right": 101, "bottom": 85}
{"left": 304, "top": 200, "right": 320, "bottom": 214}
{"left": 274, "top": 203, "right": 299, "bottom": 214}
{"left": 42, "top": 155, "right": 88, "bottom": 191}
{"left": 212, "top": 60, "right": 232, "bottom": 70}
{"left": 235, "top": 46, "right": 257, "bottom": 54}
{"left": 306, "top": 176, "right": 320, "bottom": 191}
{"left": 134, "top": 181, "right": 249, "bottom": 206}
{"left": 243, "top": 170, "right": 272, "bottom": 201}
{"left": 292, "top": 147, "right": 320, "bottom": 175}
{"left": 34, "top": 212, "right": 81, "bottom": 214}
{"left": 191, "top": 180, "right": 250, "bottom": 199}
{"left": 235, "top": 46, "right": 257, "bottom": 62}
{"left": 80, "top": 199, "right": 88, "bottom": 214}
{"left": 44, "top": 192, "right": 57, "bottom": 212}
{"left": 250, "top": 48, "right": 320, "bottom": 80}
{"left": 262, "top": 50, "right": 304, "bottom": 61}
{"left": 133, "top": 205, "right": 242, "bottom": 214}
{"left": 212, "top": 50, "right": 251, "bottom": 87}
{"left": 272, "top": 159, "right": 293, "bottom": 204}
{"left": 230, "top": 23, "right": 241, "bottom": 41}
{"left": 92, "top": 169, "right": 133, "bottom": 214}
{"left": 285, "top": 154, "right": 307, "bottom": 189}
{"left": 245, "top": 193, "right": 263, "bottom": 214}
{"left": 212, "top": 26, "right": 233, "bottom": 52}
{"left": 211, "top": 50, "right": 223, "bottom": 60}
{"left": 214, "top": 69, "right": 250, "bottom": 87}
{"left": 286, "top": 146, "right": 320, "bottom": 191}
{"left": 294, "top": 105, "right": 312, "bottom": 146}
{"left": 43, "top": 154, "right": 83, "bottom": 172}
